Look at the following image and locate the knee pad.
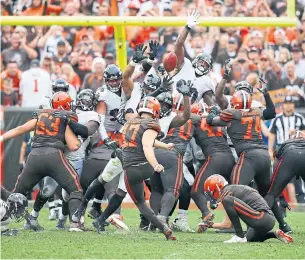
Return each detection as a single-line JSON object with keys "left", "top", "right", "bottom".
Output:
{"left": 69, "top": 191, "right": 83, "bottom": 202}
{"left": 62, "top": 189, "right": 69, "bottom": 202}
{"left": 41, "top": 185, "right": 56, "bottom": 198}
{"left": 100, "top": 157, "right": 123, "bottom": 183}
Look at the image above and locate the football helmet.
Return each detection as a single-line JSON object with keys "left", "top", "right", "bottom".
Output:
{"left": 192, "top": 53, "right": 214, "bottom": 77}
{"left": 52, "top": 79, "right": 69, "bottom": 94}
{"left": 204, "top": 174, "right": 228, "bottom": 200}
{"left": 7, "top": 193, "right": 28, "bottom": 222}
{"left": 76, "top": 89, "right": 97, "bottom": 111}
{"left": 231, "top": 90, "right": 252, "bottom": 109}
{"left": 234, "top": 81, "right": 253, "bottom": 94}
{"left": 156, "top": 92, "right": 173, "bottom": 118}
{"left": 142, "top": 74, "right": 161, "bottom": 94}
{"left": 51, "top": 91, "right": 72, "bottom": 111}
{"left": 103, "top": 64, "right": 122, "bottom": 93}
{"left": 138, "top": 96, "right": 161, "bottom": 119}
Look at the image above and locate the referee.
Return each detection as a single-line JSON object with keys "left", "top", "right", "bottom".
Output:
{"left": 268, "top": 95, "right": 305, "bottom": 204}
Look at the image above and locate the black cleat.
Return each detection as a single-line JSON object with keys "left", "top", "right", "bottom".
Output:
{"left": 92, "top": 220, "right": 106, "bottom": 233}
{"left": 279, "top": 222, "right": 292, "bottom": 234}
{"left": 88, "top": 207, "right": 101, "bottom": 219}
{"left": 139, "top": 214, "right": 150, "bottom": 231}
{"left": 1, "top": 229, "right": 19, "bottom": 236}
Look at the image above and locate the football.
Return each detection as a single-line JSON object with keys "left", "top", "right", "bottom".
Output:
{"left": 163, "top": 52, "right": 178, "bottom": 72}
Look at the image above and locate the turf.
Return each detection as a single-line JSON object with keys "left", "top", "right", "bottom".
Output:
{"left": 1, "top": 208, "right": 304, "bottom": 259}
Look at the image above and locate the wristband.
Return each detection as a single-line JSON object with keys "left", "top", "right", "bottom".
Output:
{"left": 185, "top": 25, "right": 191, "bottom": 31}
{"left": 0, "top": 136, "right": 3, "bottom": 142}
{"left": 146, "top": 58, "right": 154, "bottom": 65}
{"left": 130, "top": 60, "right": 137, "bottom": 67}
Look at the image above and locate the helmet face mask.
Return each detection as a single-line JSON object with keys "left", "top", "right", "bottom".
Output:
{"left": 192, "top": 53, "right": 213, "bottom": 77}
{"left": 103, "top": 64, "right": 122, "bottom": 93}
{"left": 235, "top": 81, "right": 253, "bottom": 94}
{"left": 76, "top": 89, "right": 96, "bottom": 111}
{"left": 7, "top": 193, "right": 28, "bottom": 223}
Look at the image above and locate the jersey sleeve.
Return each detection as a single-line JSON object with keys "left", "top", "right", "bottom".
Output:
{"left": 143, "top": 119, "right": 161, "bottom": 133}
{"left": 64, "top": 111, "right": 78, "bottom": 123}
{"left": 96, "top": 86, "right": 108, "bottom": 102}
{"left": 87, "top": 111, "right": 100, "bottom": 124}
{"left": 269, "top": 118, "right": 277, "bottom": 134}
{"left": 220, "top": 109, "right": 233, "bottom": 122}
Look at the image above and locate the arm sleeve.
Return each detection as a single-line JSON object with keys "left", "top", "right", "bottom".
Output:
{"left": 262, "top": 92, "right": 276, "bottom": 120}
{"left": 68, "top": 120, "right": 88, "bottom": 139}
{"left": 219, "top": 110, "right": 233, "bottom": 122}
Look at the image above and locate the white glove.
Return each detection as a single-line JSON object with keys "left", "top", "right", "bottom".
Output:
{"left": 186, "top": 10, "right": 200, "bottom": 29}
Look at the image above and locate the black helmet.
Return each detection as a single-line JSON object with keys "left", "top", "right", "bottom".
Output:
{"left": 142, "top": 74, "right": 161, "bottom": 93}
{"left": 76, "top": 89, "right": 97, "bottom": 111}
{"left": 103, "top": 64, "right": 122, "bottom": 93}
{"left": 235, "top": 81, "right": 253, "bottom": 94}
{"left": 156, "top": 92, "right": 173, "bottom": 118}
{"left": 7, "top": 193, "right": 28, "bottom": 222}
{"left": 192, "top": 53, "right": 214, "bottom": 77}
{"left": 52, "top": 79, "right": 69, "bottom": 94}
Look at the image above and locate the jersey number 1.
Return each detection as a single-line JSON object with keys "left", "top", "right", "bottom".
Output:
{"left": 34, "top": 79, "right": 38, "bottom": 92}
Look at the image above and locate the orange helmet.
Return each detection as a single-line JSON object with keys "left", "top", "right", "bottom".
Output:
{"left": 231, "top": 90, "right": 252, "bottom": 109}
{"left": 51, "top": 91, "right": 72, "bottom": 111}
{"left": 138, "top": 96, "right": 161, "bottom": 119}
{"left": 173, "top": 93, "right": 184, "bottom": 112}
{"left": 204, "top": 174, "right": 228, "bottom": 200}
{"left": 191, "top": 102, "right": 202, "bottom": 115}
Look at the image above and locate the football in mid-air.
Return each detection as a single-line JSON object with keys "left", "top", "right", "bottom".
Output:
{"left": 163, "top": 52, "right": 177, "bottom": 72}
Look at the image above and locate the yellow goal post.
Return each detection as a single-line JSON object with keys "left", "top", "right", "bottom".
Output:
{"left": 0, "top": 0, "right": 297, "bottom": 70}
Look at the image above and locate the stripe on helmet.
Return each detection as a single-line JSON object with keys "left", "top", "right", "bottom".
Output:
{"left": 242, "top": 91, "right": 247, "bottom": 109}
{"left": 142, "top": 97, "right": 148, "bottom": 108}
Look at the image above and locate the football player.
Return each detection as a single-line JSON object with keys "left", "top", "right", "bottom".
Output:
{"left": 0, "top": 92, "right": 88, "bottom": 231}
{"left": 94, "top": 96, "right": 176, "bottom": 240}
{"left": 265, "top": 131, "right": 305, "bottom": 214}
{"left": 1, "top": 192, "right": 29, "bottom": 236}
{"left": 202, "top": 175, "right": 293, "bottom": 244}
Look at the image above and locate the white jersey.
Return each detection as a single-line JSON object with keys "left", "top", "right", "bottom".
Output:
{"left": 124, "top": 82, "right": 142, "bottom": 112}
{"left": 65, "top": 110, "right": 100, "bottom": 161}
{"left": 96, "top": 86, "right": 124, "bottom": 132}
{"left": 19, "top": 68, "right": 52, "bottom": 108}
{"left": 159, "top": 111, "right": 177, "bottom": 140}
{"left": 0, "top": 200, "right": 11, "bottom": 232}
{"left": 172, "top": 58, "right": 216, "bottom": 100}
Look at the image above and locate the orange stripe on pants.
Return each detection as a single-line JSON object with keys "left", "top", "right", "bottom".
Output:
{"left": 192, "top": 156, "right": 211, "bottom": 192}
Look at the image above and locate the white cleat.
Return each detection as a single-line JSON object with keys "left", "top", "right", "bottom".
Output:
{"left": 224, "top": 235, "right": 247, "bottom": 243}
{"left": 69, "top": 222, "right": 84, "bottom": 232}
{"left": 171, "top": 217, "right": 195, "bottom": 233}
{"left": 108, "top": 214, "right": 129, "bottom": 231}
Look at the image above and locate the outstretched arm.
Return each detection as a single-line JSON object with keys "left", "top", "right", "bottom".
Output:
{"left": 0, "top": 119, "right": 36, "bottom": 142}
{"left": 215, "top": 59, "right": 232, "bottom": 109}
{"left": 258, "top": 76, "right": 276, "bottom": 120}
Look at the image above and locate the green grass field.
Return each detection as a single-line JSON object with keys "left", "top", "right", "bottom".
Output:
{"left": 1, "top": 208, "right": 305, "bottom": 259}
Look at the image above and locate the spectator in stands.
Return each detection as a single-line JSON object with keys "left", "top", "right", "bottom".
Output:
{"left": 232, "top": 48, "right": 257, "bottom": 81}
{"left": 82, "top": 57, "right": 106, "bottom": 92}
{"left": 291, "top": 46, "right": 305, "bottom": 79}
{"left": 2, "top": 32, "right": 38, "bottom": 71}
{"left": 1, "top": 60, "right": 22, "bottom": 97}
{"left": 1, "top": 26, "right": 13, "bottom": 50}
{"left": 61, "top": 63, "right": 81, "bottom": 92}
{"left": 248, "top": 47, "right": 260, "bottom": 65}
{"left": 215, "top": 37, "right": 238, "bottom": 67}
{"left": 52, "top": 41, "right": 70, "bottom": 65}
{"left": 19, "top": 59, "right": 52, "bottom": 108}
{"left": 270, "top": 29, "right": 291, "bottom": 57}
{"left": 63, "top": 2, "right": 81, "bottom": 16}
{"left": 41, "top": 55, "right": 54, "bottom": 75}
{"left": 22, "top": 0, "right": 62, "bottom": 16}
{"left": 281, "top": 61, "right": 304, "bottom": 106}
{"left": 1, "top": 78, "right": 18, "bottom": 106}
{"left": 258, "top": 54, "right": 279, "bottom": 91}
{"left": 38, "top": 26, "right": 72, "bottom": 59}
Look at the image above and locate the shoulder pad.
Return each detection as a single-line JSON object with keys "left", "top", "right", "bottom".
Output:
{"left": 144, "top": 119, "right": 161, "bottom": 133}
{"left": 96, "top": 86, "right": 108, "bottom": 101}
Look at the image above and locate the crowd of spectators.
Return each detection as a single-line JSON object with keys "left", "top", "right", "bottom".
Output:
{"left": 1, "top": 0, "right": 305, "bottom": 108}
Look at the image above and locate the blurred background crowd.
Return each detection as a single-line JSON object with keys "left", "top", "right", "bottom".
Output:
{"left": 1, "top": 0, "right": 305, "bottom": 108}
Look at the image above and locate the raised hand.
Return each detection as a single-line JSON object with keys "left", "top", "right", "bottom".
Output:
{"left": 223, "top": 59, "right": 232, "bottom": 79}
{"left": 160, "top": 75, "right": 173, "bottom": 93}
{"left": 186, "top": 9, "right": 200, "bottom": 29}
{"left": 132, "top": 44, "right": 147, "bottom": 64}
{"left": 148, "top": 40, "right": 160, "bottom": 60}
{"left": 258, "top": 74, "right": 268, "bottom": 94}
{"left": 177, "top": 79, "right": 193, "bottom": 96}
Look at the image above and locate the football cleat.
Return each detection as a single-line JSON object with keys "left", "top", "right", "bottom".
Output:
{"left": 1, "top": 229, "right": 19, "bottom": 236}
{"left": 56, "top": 219, "right": 67, "bottom": 230}
{"left": 92, "top": 220, "right": 106, "bottom": 233}
{"left": 139, "top": 214, "right": 150, "bottom": 231}
{"left": 87, "top": 207, "right": 101, "bottom": 219}
{"left": 279, "top": 222, "right": 292, "bottom": 234}
{"left": 274, "top": 230, "right": 293, "bottom": 243}
{"left": 69, "top": 222, "right": 90, "bottom": 232}
{"left": 108, "top": 214, "right": 129, "bottom": 231}
{"left": 24, "top": 215, "right": 44, "bottom": 231}
{"left": 171, "top": 217, "right": 195, "bottom": 233}
{"left": 224, "top": 235, "right": 247, "bottom": 243}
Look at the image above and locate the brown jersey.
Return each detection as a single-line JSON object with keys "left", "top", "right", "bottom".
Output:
{"left": 122, "top": 116, "right": 160, "bottom": 168}
{"left": 220, "top": 185, "right": 273, "bottom": 214}
{"left": 220, "top": 108, "right": 266, "bottom": 156}
{"left": 193, "top": 116, "right": 231, "bottom": 157}
{"left": 31, "top": 109, "right": 78, "bottom": 151}
{"left": 163, "top": 119, "right": 194, "bottom": 156}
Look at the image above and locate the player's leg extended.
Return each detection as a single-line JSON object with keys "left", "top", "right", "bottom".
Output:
{"left": 158, "top": 150, "right": 183, "bottom": 221}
